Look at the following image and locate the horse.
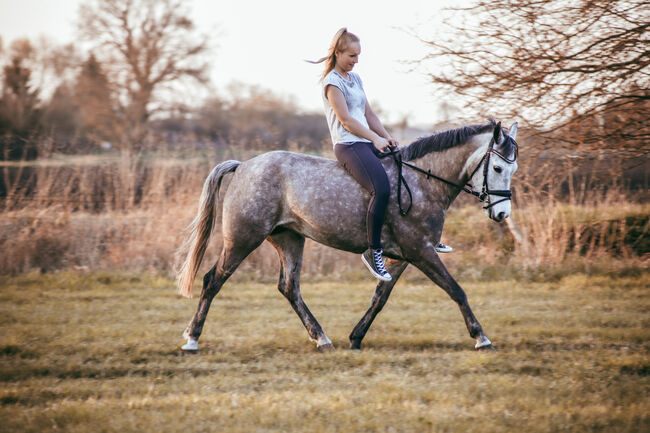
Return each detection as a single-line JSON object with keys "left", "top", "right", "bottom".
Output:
{"left": 176, "top": 120, "right": 519, "bottom": 352}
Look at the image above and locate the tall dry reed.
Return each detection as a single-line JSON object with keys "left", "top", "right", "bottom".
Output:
{"left": 0, "top": 152, "right": 646, "bottom": 277}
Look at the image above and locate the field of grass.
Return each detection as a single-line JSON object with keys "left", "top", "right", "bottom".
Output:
{"left": 0, "top": 270, "right": 648, "bottom": 432}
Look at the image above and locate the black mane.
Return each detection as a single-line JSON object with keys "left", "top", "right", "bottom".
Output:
{"left": 401, "top": 120, "right": 497, "bottom": 162}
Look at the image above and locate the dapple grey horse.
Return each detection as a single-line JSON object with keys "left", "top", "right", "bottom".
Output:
{"left": 177, "top": 120, "right": 518, "bottom": 352}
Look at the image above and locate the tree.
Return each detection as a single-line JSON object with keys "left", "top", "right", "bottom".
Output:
{"left": 0, "top": 40, "right": 41, "bottom": 160}
{"left": 78, "top": 0, "right": 211, "bottom": 152}
{"left": 194, "top": 83, "right": 330, "bottom": 152}
{"left": 74, "top": 53, "right": 121, "bottom": 144}
{"left": 417, "top": 0, "right": 649, "bottom": 158}
{"left": 0, "top": 37, "right": 83, "bottom": 159}
{"left": 41, "top": 83, "right": 81, "bottom": 148}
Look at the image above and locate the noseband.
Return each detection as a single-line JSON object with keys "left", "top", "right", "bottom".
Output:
{"left": 466, "top": 136, "right": 518, "bottom": 210}
{"left": 379, "top": 136, "right": 518, "bottom": 216}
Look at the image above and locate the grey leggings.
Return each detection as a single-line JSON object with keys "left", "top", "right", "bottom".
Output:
{"left": 334, "top": 141, "right": 390, "bottom": 250}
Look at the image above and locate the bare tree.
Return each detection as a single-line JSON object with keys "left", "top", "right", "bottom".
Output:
{"left": 416, "top": 0, "right": 649, "bottom": 158}
{"left": 78, "top": 0, "right": 210, "bottom": 151}
{"left": 194, "top": 83, "right": 330, "bottom": 152}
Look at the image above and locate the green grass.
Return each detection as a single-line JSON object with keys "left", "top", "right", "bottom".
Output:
{"left": 0, "top": 270, "right": 648, "bottom": 432}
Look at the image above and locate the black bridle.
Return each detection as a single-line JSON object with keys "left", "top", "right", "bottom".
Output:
{"left": 378, "top": 136, "right": 518, "bottom": 216}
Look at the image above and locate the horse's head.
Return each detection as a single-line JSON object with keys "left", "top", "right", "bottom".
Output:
{"left": 468, "top": 121, "right": 518, "bottom": 222}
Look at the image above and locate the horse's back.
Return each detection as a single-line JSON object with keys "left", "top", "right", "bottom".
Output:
{"left": 242, "top": 150, "right": 338, "bottom": 173}
{"left": 222, "top": 150, "right": 369, "bottom": 251}
{"left": 233, "top": 150, "right": 361, "bottom": 199}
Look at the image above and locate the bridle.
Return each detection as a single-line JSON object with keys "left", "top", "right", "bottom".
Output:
{"left": 379, "top": 136, "right": 518, "bottom": 216}
{"left": 466, "top": 135, "right": 518, "bottom": 210}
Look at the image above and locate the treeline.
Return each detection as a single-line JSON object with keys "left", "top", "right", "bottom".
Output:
{"left": 0, "top": 0, "right": 332, "bottom": 160}
{"left": 0, "top": 38, "right": 329, "bottom": 159}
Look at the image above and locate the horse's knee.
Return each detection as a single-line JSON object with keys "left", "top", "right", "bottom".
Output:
{"left": 449, "top": 287, "right": 468, "bottom": 306}
{"left": 285, "top": 280, "right": 303, "bottom": 303}
{"left": 277, "top": 268, "right": 302, "bottom": 302}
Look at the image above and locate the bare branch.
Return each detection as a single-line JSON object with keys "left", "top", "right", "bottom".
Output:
{"left": 77, "top": 0, "right": 212, "bottom": 151}
{"left": 413, "top": 0, "right": 649, "bottom": 158}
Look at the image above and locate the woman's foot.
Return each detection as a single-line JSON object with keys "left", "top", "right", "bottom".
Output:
{"left": 361, "top": 249, "right": 392, "bottom": 281}
{"left": 436, "top": 242, "right": 453, "bottom": 253}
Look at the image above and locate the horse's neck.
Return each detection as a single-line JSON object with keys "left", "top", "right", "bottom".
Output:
{"left": 416, "top": 132, "right": 491, "bottom": 186}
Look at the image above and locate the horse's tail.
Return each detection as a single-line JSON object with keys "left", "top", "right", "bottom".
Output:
{"left": 177, "top": 160, "right": 241, "bottom": 298}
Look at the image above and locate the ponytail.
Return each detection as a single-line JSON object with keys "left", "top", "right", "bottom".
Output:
{"left": 306, "top": 28, "right": 360, "bottom": 81}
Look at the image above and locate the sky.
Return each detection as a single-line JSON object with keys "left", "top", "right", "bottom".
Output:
{"left": 0, "top": 0, "right": 461, "bottom": 126}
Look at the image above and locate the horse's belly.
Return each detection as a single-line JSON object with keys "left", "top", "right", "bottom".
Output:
{"left": 278, "top": 218, "right": 367, "bottom": 253}
{"left": 279, "top": 176, "right": 369, "bottom": 253}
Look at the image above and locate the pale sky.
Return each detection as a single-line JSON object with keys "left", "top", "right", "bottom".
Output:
{"left": 0, "top": 0, "right": 462, "bottom": 126}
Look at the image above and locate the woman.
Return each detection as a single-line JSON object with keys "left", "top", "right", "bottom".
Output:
{"left": 311, "top": 28, "right": 451, "bottom": 281}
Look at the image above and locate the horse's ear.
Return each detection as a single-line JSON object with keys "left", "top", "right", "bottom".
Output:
{"left": 508, "top": 122, "right": 518, "bottom": 140}
{"left": 493, "top": 121, "right": 502, "bottom": 143}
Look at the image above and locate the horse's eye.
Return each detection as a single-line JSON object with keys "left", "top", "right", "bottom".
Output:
{"left": 494, "top": 166, "right": 503, "bottom": 174}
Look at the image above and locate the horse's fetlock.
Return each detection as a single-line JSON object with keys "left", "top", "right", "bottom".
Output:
{"left": 469, "top": 325, "right": 483, "bottom": 339}
{"left": 349, "top": 339, "right": 362, "bottom": 350}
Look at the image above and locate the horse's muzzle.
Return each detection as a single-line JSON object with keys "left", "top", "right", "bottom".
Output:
{"left": 488, "top": 206, "right": 509, "bottom": 222}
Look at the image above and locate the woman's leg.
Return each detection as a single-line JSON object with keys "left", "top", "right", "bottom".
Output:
{"left": 334, "top": 142, "right": 390, "bottom": 249}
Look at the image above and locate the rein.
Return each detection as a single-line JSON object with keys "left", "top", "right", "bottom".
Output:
{"left": 378, "top": 137, "right": 516, "bottom": 216}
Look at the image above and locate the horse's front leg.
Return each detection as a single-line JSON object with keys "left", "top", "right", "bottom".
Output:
{"left": 412, "top": 249, "right": 494, "bottom": 350}
{"left": 349, "top": 259, "right": 409, "bottom": 350}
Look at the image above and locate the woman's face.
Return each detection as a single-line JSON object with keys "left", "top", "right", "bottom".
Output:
{"left": 335, "top": 42, "right": 361, "bottom": 73}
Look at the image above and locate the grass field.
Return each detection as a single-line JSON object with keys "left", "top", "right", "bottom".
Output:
{"left": 0, "top": 270, "right": 648, "bottom": 432}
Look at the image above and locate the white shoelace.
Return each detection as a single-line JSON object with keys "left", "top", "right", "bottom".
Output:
{"left": 374, "top": 250, "right": 388, "bottom": 274}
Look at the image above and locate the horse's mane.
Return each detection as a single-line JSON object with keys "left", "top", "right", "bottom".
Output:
{"left": 400, "top": 120, "right": 497, "bottom": 162}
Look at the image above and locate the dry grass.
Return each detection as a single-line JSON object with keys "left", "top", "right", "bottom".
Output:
{"left": 0, "top": 153, "right": 648, "bottom": 276}
{"left": 0, "top": 271, "right": 648, "bottom": 432}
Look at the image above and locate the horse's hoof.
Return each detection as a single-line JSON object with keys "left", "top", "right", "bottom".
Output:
{"left": 317, "top": 343, "right": 335, "bottom": 352}
{"left": 475, "top": 335, "right": 493, "bottom": 350}
{"left": 349, "top": 339, "right": 362, "bottom": 350}
{"left": 181, "top": 338, "right": 199, "bottom": 352}
{"left": 476, "top": 344, "right": 496, "bottom": 352}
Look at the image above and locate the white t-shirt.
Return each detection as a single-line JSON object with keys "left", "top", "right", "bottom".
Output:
{"left": 322, "top": 70, "right": 372, "bottom": 147}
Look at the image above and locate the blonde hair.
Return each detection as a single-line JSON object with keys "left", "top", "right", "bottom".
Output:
{"left": 308, "top": 28, "right": 360, "bottom": 80}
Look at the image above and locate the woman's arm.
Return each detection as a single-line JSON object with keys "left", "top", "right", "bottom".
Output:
{"left": 326, "top": 85, "right": 390, "bottom": 150}
{"left": 365, "top": 101, "right": 399, "bottom": 150}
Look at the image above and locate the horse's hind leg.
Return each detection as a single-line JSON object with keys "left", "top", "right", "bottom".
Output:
{"left": 268, "top": 230, "right": 333, "bottom": 351}
{"left": 182, "top": 238, "right": 263, "bottom": 351}
{"left": 349, "top": 259, "right": 409, "bottom": 350}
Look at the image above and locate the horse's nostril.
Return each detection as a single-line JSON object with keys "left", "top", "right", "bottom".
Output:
{"left": 497, "top": 211, "right": 506, "bottom": 220}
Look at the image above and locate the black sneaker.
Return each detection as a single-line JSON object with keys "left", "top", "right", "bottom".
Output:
{"left": 436, "top": 242, "right": 453, "bottom": 253}
{"left": 361, "top": 249, "right": 392, "bottom": 281}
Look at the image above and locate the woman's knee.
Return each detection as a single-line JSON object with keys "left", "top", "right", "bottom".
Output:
{"left": 374, "top": 173, "right": 390, "bottom": 199}
{"left": 372, "top": 182, "right": 390, "bottom": 210}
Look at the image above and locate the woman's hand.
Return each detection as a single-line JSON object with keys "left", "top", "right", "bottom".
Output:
{"left": 376, "top": 137, "right": 399, "bottom": 153}
{"left": 374, "top": 137, "right": 391, "bottom": 152}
